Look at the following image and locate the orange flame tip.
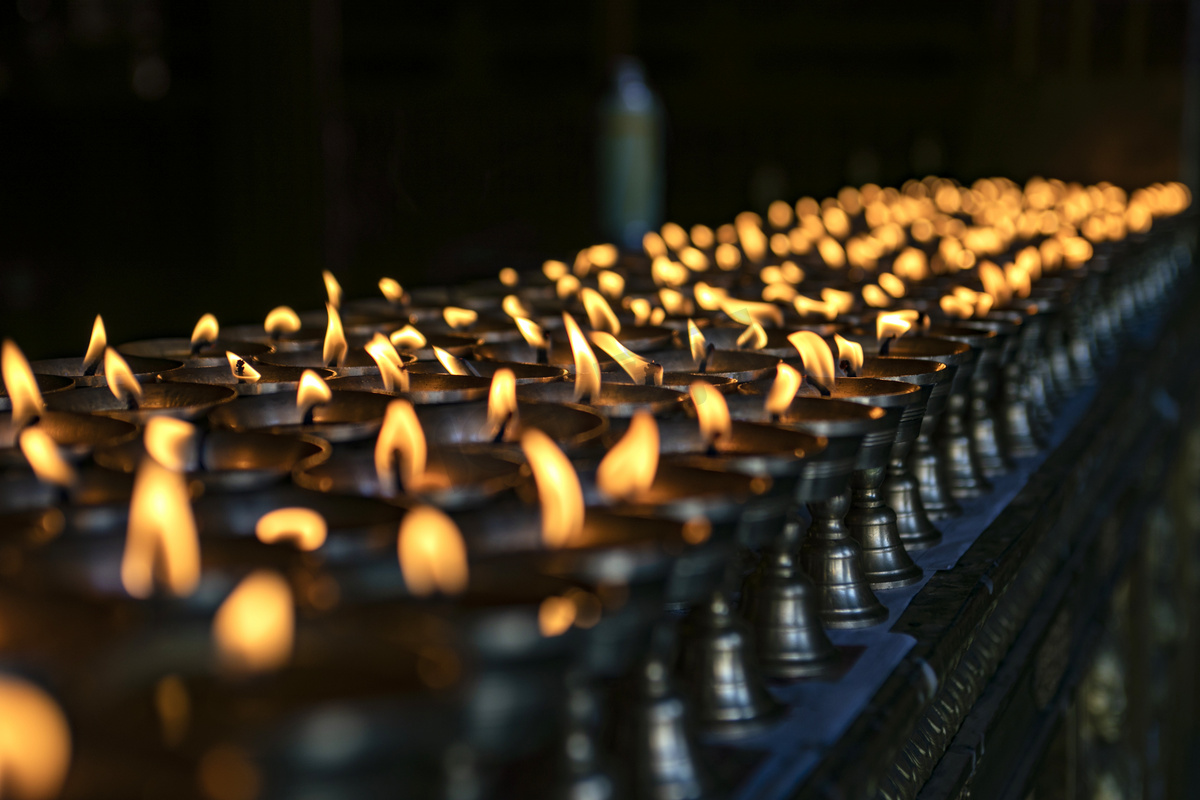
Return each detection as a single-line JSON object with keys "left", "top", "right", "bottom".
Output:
{"left": 562, "top": 313, "right": 601, "bottom": 401}
{"left": 225, "top": 351, "right": 261, "bottom": 382}
{"left": 322, "top": 303, "right": 348, "bottom": 368}
{"left": 520, "top": 428, "right": 585, "bottom": 548}
{"left": 398, "top": 506, "right": 469, "bottom": 597}
{"left": 255, "top": 507, "right": 328, "bottom": 551}
{"left": 596, "top": 410, "right": 659, "bottom": 500}
{"left": 122, "top": 457, "right": 200, "bottom": 598}
{"left": 2, "top": 339, "right": 46, "bottom": 427}
{"left": 688, "top": 382, "right": 732, "bottom": 443}
{"left": 787, "top": 331, "right": 836, "bottom": 391}
{"left": 764, "top": 363, "right": 803, "bottom": 415}
{"left": 82, "top": 314, "right": 107, "bottom": 373}
{"left": 19, "top": 427, "right": 76, "bottom": 488}
{"left": 104, "top": 349, "right": 144, "bottom": 406}
{"left": 213, "top": 570, "right": 294, "bottom": 675}
{"left": 376, "top": 399, "right": 427, "bottom": 495}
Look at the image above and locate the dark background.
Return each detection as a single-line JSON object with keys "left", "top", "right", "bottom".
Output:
{"left": 0, "top": 0, "right": 1195, "bottom": 357}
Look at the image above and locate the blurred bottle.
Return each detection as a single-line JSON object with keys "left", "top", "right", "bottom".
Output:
{"left": 598, "top": 57, "right": 665, "bottom": 251}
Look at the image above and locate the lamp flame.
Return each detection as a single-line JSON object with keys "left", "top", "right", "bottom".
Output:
{"left": 834, "top": 334, "right": 864, "bottom": 376}
{"left": 793, "top": 295, "right": 837, "bottom": 320}
{"left": 694, "top": 282, "right": 728, "bottom": 311}
{"left": 720, "top": 299, "right": 784, "bottom": 327}
{"left": 144, "top": 417, "right": 198, "bottom": 472}
{"left": 580, "top": 288, "right": 621, "bottom": 335}
{"left": 225, "top": 351, "right": 261, "bottom": 382}
{"left": 658, "top": 288, "right": 692, "bottom": 316}
{"left": 2, "top": 340, "right": 45, "bottom": 427}
{"left": 379, "top": 277, "right": 404, "bottom": 304}
{"left": 264, "top": 306, "right": 302, "bottom": 336}
{"left": 213, "top": 570, "right": 294, "bottom": 676}
{"left": 82, "top": 314, "right": 107, "bottom": 373}
{"left": 876, "top": 312, "right": 914, "bottom": 343}
{"left": 365, "top": 334, "right": 409, "bottom": 392}
{"left": 597, "top": 410, "right": 659, "bottom": 500}
{"left": 190, "top": 314, "right": 219, "bottom": 351}
{"left": 322, "top": 270, "right": 342, "bottom": 308}
{"left": 322, "top": 303, "right": 348, "bottom": 368}
{"left": 737, "top": 321, "right": 769, "bottom": 350}
{"left": 629, "top": 298, "right": 652, "bottom": 326}
{"left": 862, "top": 285, "right": 892, "bottom": 308}
{"left": 563, "top": 313, "right": 601, "bottom": 401}
{"left": 596, "top": 270, "right": 625, "bottom": 299}
{"left": 539, "top": 596, "right": 577, "bottom": 637}
{"left": 689, "top": 382, "right": 732, "bottom": 443}
{"left": 104, "top": 349, "right": 144, "bottom": 406}
{"left": 556, "top": 274, "right": 581, "bottom": 299}
{"left": 389, "top": 324, "right": 428, "bottom": 351}
{"left": 515, "top": 317, "right": 548, "bottom": 349}
{"left": 543, "top": 259, "right": 568, "bottom": 280}
{"left": 878, "top": 273, "right": 906, "bottom": 298}
{"left": 589, "top": 332, "right": 663, "bottom": 386}
{"left": 433, "top": 346, "right": 471, "bottom": 376}
{"left": 376, "top": 399, "right": 427, "bottom": 496}
{"left": 487, "top": 368, "right": 519, "bottom": 440}
{"left": 687, "top": 319, "right": 708, "bottom": 363}
{"left": 820, "top": 288, "right": 855, "bottom": 315}
{"left": 520, "top": 428, "right": 585, "bottom": 548}
{"left": 19, "top": 427, "right": 76, "bottom": 488}
{"left": 398, "top": 506, "right": 469, "bottom": 597}
{"left": 443, "top": 306, "right": 478, "bottom": 330}
{"left": 502, "top": 294, "right": 532, "bottom": 319}
{"left": 296, "top": 370, "right": 332, "bottom": 418}
{"left": 0, "top": 675, "right": 72, "bottom": 800}
{"left": 788, "top": 331, "right": 836, "bottom": 391}
{"left": 122, "top": 457, "right": 200, "bottom": 598}
{"left": 978, "top": 261, "right": 1011, "bottom": 307}
{"left": 764, "top": 363, "right": 803, "bottom": 415}
{"left": 255, "top": 507, "right": 327, "bottom": 551}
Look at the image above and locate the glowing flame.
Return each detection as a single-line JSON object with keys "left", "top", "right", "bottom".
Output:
{"left": 737, "top": 321, "right": 768, "bottom": 350}
{"left": 817, "top": 236, "right": 846, "bottom": 268}
{"left": 443, "top": 306, "right": 478, "bottom": 330}
{"left": 596, "top": 270, "right": 626, "bottom": 300}
{"left": 793, "top": 295, "right": 837, "bottom": 320}
{"left": 122, "top": 457, "right": 200, "bottom": 598}
{"left": 892, "top": 248, "right": 930, "bottom": 281}
{"left": 588, "top": 244, "right": 618, "bottom": 268}
{"left": 19, "top": 427, "right": 76, "bottom": 487}
{"left": 597, "top": 411, "right": 658, "bottom": 500}
{"left": 629, "top": 298, "right": 652, "bottom": 326}
{"left": 693, "top": 282, "right": 728, "bottom": 311}
{"left": 365, "top": 334, "right": 409, "bottom": 392}
{"left": 556, "top": 274, "right": 581, "bottom": 299}
{"left": 82, "top": 314, "right": 107, "bottom": 373}
{"left": 255, "top": 508, "right": 327, "bottom": 551}
{"left": 715, "top": 243, "right": 742, "bottom": 270}
{"left": 820, "top": 288, "right": 855, "bottom": 315}
{"left": 876, "top": 312, "right": 915, "bottom": 342}
{"left": 679, "top": 247, "right": 709, "bottom": 271}
{"left": 658, "top": 288, "right": 692, "bottom": 316}
{"left": 940, "top": 295, "right": 973, "bottom": 318}
{"left": 375, "top": 399, "right": 427, "bottom": 496}
{"left": 515, "top": 317, "right": 548, "bottom": 349}
{"left": 691, "top": 224, "right": 715, "bottom": 248}
{"left": 264, "top": 306, "right": 302, "bottom": 336}
{"left": 104, "top": 349, "right": 144, "bottom": 406}
{"left": 0, "top": 675, "right": 71, "bottom": 800}
{"left": 398, "top": 506, "right": 468, "bottom": 597}
{"left": 689, "top": 382, "right": 732, "bottom": 443}
{"left": 213, "top": 570, "right": 294, "bottom": 676}
{"left": 580, "top": 287, "right": 621, "bottom": 335}
{"left": 190, "top": 314, "right": 219, "bottom": 351}
{"left": 502, "top": 294, "right": 532, "bottom": 319}
{"left": 499, "top": 267, "right": 519, "bottom": 286}
{"left": 520, "top": 428, "right": 584, "bottom": 547}
{"left": 643, "top": 231, "right": 667, "bottom": 259}
{"left": 379, "top": 277, "right": 404, "bottom": 303}
{"left": 487, "top": 368, "right": 519, "bottom": 439}
{"left": 296, "top": 370, "right": 332, "bottom": 418}
{"left": 144, "top": 417, "right": 198, "bottom": 472}
{"left": 862, "top": 285, "right": 893, "bottom": 308}
{"left": 788, "top": 331, "right": 836, "bottom": 390}
{"left": 589, "top": 332, "right": 663, "bottom": 386}
{"left": 389, "top": 324, "right": 428, "bottom": 351}
{"left": 661, "top": 222, "right": 689, "bottom": 251}
{"left": 764, "top": 363, "right": 803, "bottom": 415}
{"left": 687, "top": 319, "right": 708, "bottom": 363}
{"left": 322, "top": 270, "right": 342, "bottom": 308}
{"left": 978, "top": 260, "right": 1011, "bottom": 307}
{"left": 543, "top": 259, "right": 568, "bottom": 280}
{"left": 878, "top": 273, "right": 906, "bottom": 298}
{"left": 539, "top": 596, "right": 577, "bottom": 637}
{"left": 1005, "top": 263, "right": 1032, "bottom": 298}
{"left": 433, "top": 346, "right": 471, "bottom": 376}
{"left": 721, "top": 299, "right": 784, "bottom": 327}
{"left": 563, "top": 313, "right": 601, "bottom": 401}
{"left": 834, "top": 334, "right": 864, "bottom": 376}
{"left": 2, "top": 340, "right": 45, "bottom": 427}
{"left": 651, "top": 257, "right": 688, "bottom": 288}
{"left": 226, "top": 351, "right": 261, "bottom": 382}
{"left": 323, "top": 303, "right": 348, "bottom": 368}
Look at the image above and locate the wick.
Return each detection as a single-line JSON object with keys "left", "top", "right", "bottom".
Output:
{"left": 125, "top": 394, "right": 139, "bottom": 411}
{"left": 463, "top": 360, "right": 482, "bottom": 378}
{"left": 234, "top": 359, "right": 246, "bottom": 377}
{"left": 535, "top": 346, "right": 547, "bottom": 365}
{"left": 879, "top": 337, "right": 893, "bottom": 356}
{"left": 839, "top": 358, "right": 858, "bottom": 378}
{"left": 698, "top": 343, "right": 715, "bottom": 373}
{"left": 302, "top": 407, "right": 315, "bottom": 426}
{"left": 810, "top": 379, "right": 832, "bottom": 398}
{"left": 82, "top": 360, "right": 99, "bottom": 377}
